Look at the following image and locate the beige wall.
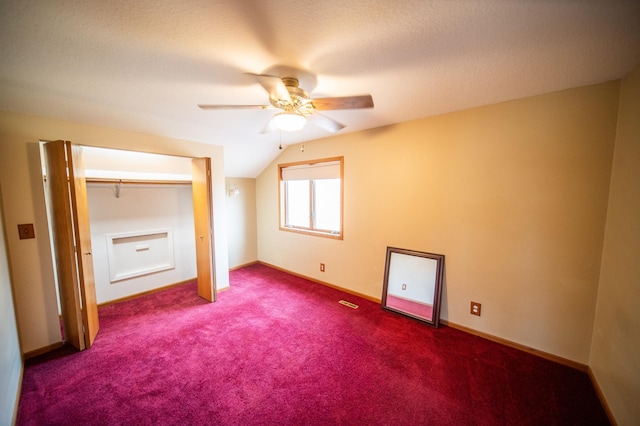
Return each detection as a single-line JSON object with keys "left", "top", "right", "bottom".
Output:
{"left": 257, "top": 81, "right": 620, "bottom": 364}
{"left": 225, "top": 177, "right": 258, "bottom": 269}
{"left": 591, "top": 65, "right": 640, "bottom": 424}
{"left": 0, "top": 112, "right": 229, "bottom": 353}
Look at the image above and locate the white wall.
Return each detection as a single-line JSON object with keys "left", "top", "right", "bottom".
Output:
{"left": 0, "top": 111, "right": 229, "bottom": 353}
{"left": 0, "top": 185, "right": 23, "bottom": 426}
{"left": 82, "top": 146, "right": 193, "bottom": 181}
{"left": 87, "top": 183, "right": 196, "bottom": 303}
{"left": 257, "top": 81, "right": 619, "bottom": 364}
{"left": 387, "top": 252, "right": 437, "bottom": 305}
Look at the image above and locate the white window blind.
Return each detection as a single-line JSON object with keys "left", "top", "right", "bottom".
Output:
{"left": 281, "top": 161, "right": 341, "bottom": 181}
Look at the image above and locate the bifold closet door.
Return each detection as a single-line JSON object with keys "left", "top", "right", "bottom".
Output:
{"left": 191, "top": 157, "right": 216, "bottom": 302}
{"left": 44, "top": 140, "right": 99, "bottom": 350}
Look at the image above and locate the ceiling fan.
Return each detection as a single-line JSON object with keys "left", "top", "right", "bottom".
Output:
{"left": 198, "top": 70, "right": 374, "bottom": 133}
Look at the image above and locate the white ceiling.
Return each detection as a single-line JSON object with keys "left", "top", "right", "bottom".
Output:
{"left": 1, "top": 1, "right": 639, "bottom": 177}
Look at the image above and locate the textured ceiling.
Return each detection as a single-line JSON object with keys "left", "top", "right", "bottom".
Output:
{"left": 1, "top": 0, "right": 639, "bottom": 177}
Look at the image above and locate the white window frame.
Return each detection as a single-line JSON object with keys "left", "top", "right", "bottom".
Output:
{"left": 278, "top": 157, "right": 344, "bottom": 239}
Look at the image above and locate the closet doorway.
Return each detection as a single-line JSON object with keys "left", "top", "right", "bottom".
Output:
{"left": 42, "top": 141, "right": 216, "bottom": 351}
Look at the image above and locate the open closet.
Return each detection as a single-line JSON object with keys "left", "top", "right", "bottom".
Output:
{"left": 41, "top": 141, "right": 216, "bottom": 351}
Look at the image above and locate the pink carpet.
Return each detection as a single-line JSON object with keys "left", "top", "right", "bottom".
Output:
{"left": 17, "top": 264, "right": 609, "bottom": 425}
{"left": 386, "top": 294, "right": 433, "bottom": 320}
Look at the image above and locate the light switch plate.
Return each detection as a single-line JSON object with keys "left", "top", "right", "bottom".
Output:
{"left": 18, "top": 223, "right": 35, "bottom": 240}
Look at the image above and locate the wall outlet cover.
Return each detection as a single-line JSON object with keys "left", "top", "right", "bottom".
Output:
{"left": 471, "top": 302, "right": 482, "bottom": 316}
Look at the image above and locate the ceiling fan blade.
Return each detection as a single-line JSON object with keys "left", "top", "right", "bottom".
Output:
{"left": 308, "top": 112, "right": 345, "bottom": 133}
{"left": 198, "top": 104, "right": 273, "bottom": 110}
{"left": 311, "top": 95, "right": 374, "bottom": 110}
{"left": 246, "top": 73, "right": 292, "bottom": 103}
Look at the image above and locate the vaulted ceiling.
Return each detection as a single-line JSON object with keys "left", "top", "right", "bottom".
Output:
{"left": 1, "top": 1, "right": 639, "bottom": 177}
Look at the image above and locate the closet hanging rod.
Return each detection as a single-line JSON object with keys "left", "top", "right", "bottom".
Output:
{"left": 85, "top": 178, "right": 192, "bottom": 186}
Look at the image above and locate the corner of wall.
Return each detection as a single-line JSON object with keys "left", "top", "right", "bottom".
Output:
{"left": 589, "top": 62, "right": 640, "bottom": 425}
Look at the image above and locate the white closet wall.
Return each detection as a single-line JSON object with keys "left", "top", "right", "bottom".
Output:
{"left": 87, "top": 183, "right": 196, "bottom": 304}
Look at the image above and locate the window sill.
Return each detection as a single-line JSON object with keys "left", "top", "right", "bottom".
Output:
{"left": 280, "top": 226, "right": 343, "bottom": 240}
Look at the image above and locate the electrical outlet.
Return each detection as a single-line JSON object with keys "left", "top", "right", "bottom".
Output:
{"left": 320, "top": 263, "right": 325, "bottom": 272}
{"left": 402, "top": 283, "right": 407, "bottom": 290}
{"left": 470, "top": 301, "right": 481, "bottom": 316}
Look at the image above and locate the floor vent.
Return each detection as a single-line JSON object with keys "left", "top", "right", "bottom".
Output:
{"left": 339, "top": 300, "right": 359, "bottom": 309}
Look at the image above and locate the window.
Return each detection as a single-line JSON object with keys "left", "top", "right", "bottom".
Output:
{"left": 279, "top": 157, "right": 343, "bottom": 239}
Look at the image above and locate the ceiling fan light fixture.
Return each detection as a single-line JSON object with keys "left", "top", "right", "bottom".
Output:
{"left": 273, "top": 112, "right": 306, "bottom": 132}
